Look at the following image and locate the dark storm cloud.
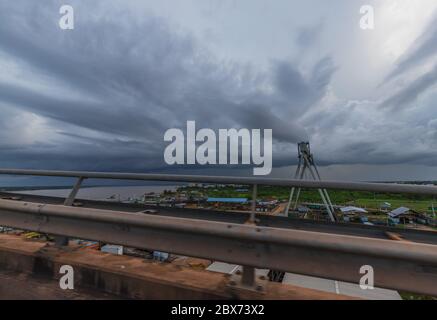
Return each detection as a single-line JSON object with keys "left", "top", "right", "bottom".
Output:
{"left": 0, "top": 0, "right": 335, "bottom": 172}
{"left": 316, "top": 141, "right": 437, "bottom": 167}
{"left": 0, "top": 0, "right": 436, "bottom": 183}
{"left": 0, "top": 81, "right": 168, "bottom": 140}
{"left": 272, "top": 56, "right": 336, "bottom": 115}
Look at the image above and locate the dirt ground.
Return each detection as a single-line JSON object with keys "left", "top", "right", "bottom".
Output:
{"left": 0, "top": 270, "right": 121, "bottom": 300}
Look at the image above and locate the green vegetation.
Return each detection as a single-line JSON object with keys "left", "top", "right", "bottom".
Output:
{"left": 400, "top": 292, "right": 437, "bottom": 300}
{"left": 355, "top": 198, "right": 433, "bottom": 212}
{"left": 181, "top": 185, "right": 437, "bottom": 214}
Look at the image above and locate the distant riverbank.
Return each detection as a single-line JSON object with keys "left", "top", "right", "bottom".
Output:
{"left": 13, "top": 185, "right": 179, "bottom": 202}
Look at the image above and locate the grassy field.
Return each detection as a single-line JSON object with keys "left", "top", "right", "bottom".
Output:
{"left": 181, "top": 185, "right": 437, "bottom": 214}
{"left": 354, "top": 198, "right": 435, "bottom": 212}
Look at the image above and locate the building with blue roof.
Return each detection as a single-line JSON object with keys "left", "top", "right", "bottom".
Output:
{"left": 207, "top": 197, "right": 248, "bottom": 204}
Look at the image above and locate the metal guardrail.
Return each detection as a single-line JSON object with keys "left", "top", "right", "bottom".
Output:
{"left": 0, "top": 199, "right": 436, "bottom": 296}
{"left": 1, "top": 168, "right": 437, "bottom": 195}
{"left": 0, "top": 168, "right": 436, "bottom": 296}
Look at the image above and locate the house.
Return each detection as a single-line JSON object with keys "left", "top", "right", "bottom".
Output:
{"left": 297, "top": 206, "right": 310, "bottom": 214}
{"left": 340, "top": 206, "right": 368, "bottom": 222}
{"left": 380, "top": 202, "right": 391, "bottom": 211}
{"left": 206, "top": 197, "right": 249, "bottom": 210}
{"left": 388, "top": 207, "right": 410, "bottom": 225}
{"left": 206, "top": 198, "right": 248, "bottom": 204}
{"left": 387, "top": 207, "right": 429, "bottom": 225}
{"left": 340, "top": 206, "right": 368, "bottom": 214}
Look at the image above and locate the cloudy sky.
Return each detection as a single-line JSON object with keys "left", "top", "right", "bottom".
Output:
{"left": 1, "top": 0, "right": 437, "bottom": 185}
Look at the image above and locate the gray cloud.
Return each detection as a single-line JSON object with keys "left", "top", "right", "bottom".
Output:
{"left": 380, "top": 9, "right": 437, "bottom": 111}
{"left": 381, "top": 63, "right": 437, "bottom": 110}
{"left": 296, "top": 20, "right": 324, "bottom": 48}
{"left": 385, "top": 12, "right": 437, "bottom": 81}
{"left": 0, "top": 0, "right": 335, "bottom": 174}
{"left": 0, "top": 0, "right": 436, "bottom": 181}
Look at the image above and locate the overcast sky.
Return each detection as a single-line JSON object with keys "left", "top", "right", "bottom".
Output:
{"left": 0, "top": 0, "right": 437, "bottom": 185}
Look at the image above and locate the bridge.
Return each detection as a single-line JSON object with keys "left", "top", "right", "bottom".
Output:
{"left": 0, "top": 169, "right": 436, "bottom": 299}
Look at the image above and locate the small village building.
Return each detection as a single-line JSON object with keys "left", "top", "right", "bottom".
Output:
{"left": 296, "top": 206, "right": 310, "bottom": 218}
{"left": 380, "top": 202, "right": 391, "bottom": 211}
{"left": 206, "top": 198, "right": 248, "bottom": 204}
{"left": 387, "top": 207, "right": 429, "bottom": 225}
{"left": 206, "top": 197, "right": 249, "bottom": 210}
{"left": 340, "top": 206, "right": 368, "bottom": 222}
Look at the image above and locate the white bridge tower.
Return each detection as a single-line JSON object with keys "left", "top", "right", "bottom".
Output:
{"left": 284, "top": 142, "right": 337, "bottom": 222}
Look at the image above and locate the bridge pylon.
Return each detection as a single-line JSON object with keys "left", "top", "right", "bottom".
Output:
{"left": 284, "top": 142, "right": 337, "bottom": 222}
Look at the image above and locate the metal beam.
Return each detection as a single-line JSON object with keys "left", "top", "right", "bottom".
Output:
{"left": 64, "top": 177, "right": 85, "bottom": 206}
{"left": 249, "top": 184, "right": 258, "bottom": 224}
{"left": 1, "top": 168, "right": 437, "bottom": 196}
{"left": 0, "top": 199, "right": 436, "bottom": 296}
{"left": 2, "top": 192, "right": 436, "bottom": 245}
{"left": 55, "top": 177, "right": 86, "bottom": 246}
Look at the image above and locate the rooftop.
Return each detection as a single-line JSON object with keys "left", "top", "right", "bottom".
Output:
{"left": 207, "top": 197, "right": 248, "bottom": 203}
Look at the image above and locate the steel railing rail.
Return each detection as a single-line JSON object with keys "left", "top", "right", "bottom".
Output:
{"left": 1, "top": 168, "right": 437, "bottom": 296}
{"left": 1, "top": 199, "right": 436, "bottom": 263}
{"left": 0, "top": 198, "right": 436, "bottom": 296}
{"left": 2, "top": 191, "right": 437, "bottom": 244}
{"left": 1, "top": 168, "right": 437, "bottom": 195}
